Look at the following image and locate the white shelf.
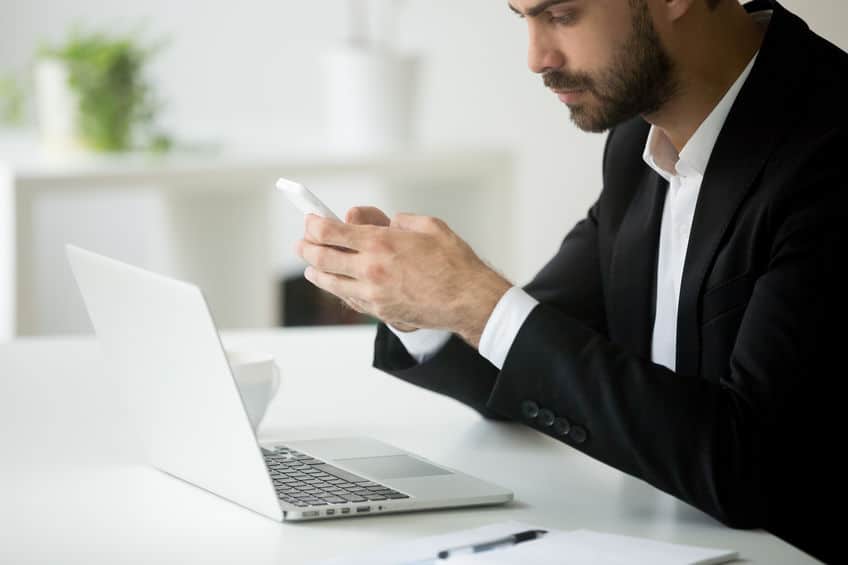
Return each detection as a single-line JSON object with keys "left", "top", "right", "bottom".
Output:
{"left": 0, "top": 140, "right": 514, "bottom": 339}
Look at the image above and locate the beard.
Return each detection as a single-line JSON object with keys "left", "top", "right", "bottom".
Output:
{"left": 543, "top": 0, "right": 678, "bottom": 133}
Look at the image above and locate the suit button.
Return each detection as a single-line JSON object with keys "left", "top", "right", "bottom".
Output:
{"left": 569, "top": 425, "right": 587, "bottom": 444}
{"left": 521, "top": 401, "right": 540, "bottom": 420}
{"left": 553, "top": 417, "right": 571, "bottom": 437}
{"left": 537, "top": 409, "right": 555, "bottom": 427}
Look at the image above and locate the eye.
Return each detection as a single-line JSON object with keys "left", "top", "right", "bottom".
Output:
{"left": 548, "top": 9, "right": 578, "bottom": 25}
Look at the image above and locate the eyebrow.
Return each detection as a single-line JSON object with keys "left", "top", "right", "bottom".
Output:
{"left": 508, "top": 0, "right": 575, "bottom": 18}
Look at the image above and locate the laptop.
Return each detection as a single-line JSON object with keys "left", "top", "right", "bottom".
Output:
{"left": 65, "top": 244, "right": 513, "bottom": 522}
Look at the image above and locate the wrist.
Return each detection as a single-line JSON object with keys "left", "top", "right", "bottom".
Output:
{"left": 456, "top": 271, "right": 511, "bottom": 348}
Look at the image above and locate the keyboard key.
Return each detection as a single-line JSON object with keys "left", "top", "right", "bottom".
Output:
{"left": 340, "top": 494, "right": 367, "bottom": 502}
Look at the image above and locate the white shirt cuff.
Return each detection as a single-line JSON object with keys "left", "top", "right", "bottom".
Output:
{"left": 478, "top": 287, "right": 539, "bottom": 370}
{"left": 387, "top": 325, "right": 453, "bottom": 364}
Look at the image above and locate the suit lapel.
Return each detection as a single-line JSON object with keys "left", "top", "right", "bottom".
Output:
{"left": 609, "top": 171, "right": 667, "bottom": 358}
{"left": 675, "top": 0, "right": 809, "bottom": 377}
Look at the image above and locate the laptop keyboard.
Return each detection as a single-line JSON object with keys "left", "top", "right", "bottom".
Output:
{"left": 262, "top": 446, "right": 410, "bottom": 508}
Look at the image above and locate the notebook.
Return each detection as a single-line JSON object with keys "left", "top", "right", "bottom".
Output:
{"left": 317, "top": 521, "right": 738, "bottom": 565}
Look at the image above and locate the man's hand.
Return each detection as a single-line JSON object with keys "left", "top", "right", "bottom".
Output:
{"left": 341, "top": 207, "right": 417, "bottom": 333}
{"left": 296, "top": 207, "right": 511, "bottom": 348}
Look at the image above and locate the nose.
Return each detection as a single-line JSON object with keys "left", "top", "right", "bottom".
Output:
{"left": 527, "top": 22, "right": 565, "bottom": 74}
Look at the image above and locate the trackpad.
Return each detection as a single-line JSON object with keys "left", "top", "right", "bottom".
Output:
{"left": 336, "top": 455, "right": 454, "bottom": 480}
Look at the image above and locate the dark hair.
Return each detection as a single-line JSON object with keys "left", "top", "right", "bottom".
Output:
{"left": 707, "top": 0, "right": 722, "bottom": 9}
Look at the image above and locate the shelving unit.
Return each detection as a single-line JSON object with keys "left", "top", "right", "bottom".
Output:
{"left": 0, "top": 143, "right": 513, "bottom": 339}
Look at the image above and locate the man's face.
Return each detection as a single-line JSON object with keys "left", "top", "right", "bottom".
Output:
{"left": 509, "top": 0, "right": 678, "bottom": 132}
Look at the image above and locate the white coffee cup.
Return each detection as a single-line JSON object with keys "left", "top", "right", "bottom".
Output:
{"left": 225, "top": 349, "right": 281, "bottom": 432}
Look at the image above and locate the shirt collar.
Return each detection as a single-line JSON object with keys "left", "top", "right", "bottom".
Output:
{"left": 642, "top": 40, "right": 763, "bottom": 181}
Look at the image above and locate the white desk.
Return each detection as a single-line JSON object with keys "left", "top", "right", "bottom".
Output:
{"left": 0, "top": 144, "right": 512, "bottom": 339}
{"left": 0, "top": 326, "right": 820, "bottom": 564}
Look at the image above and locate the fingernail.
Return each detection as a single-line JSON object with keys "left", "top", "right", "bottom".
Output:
{"left": 304, "top": 267, "right": 313, "bottom": 281}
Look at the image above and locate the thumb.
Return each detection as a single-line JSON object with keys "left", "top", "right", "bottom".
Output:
{"left": 345, "top": 206, "right": 390, "bottom": 227}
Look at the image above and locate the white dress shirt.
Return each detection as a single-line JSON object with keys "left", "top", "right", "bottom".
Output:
{"left": 647, "top": 53, "right": 758, "bottom": 370}
{"left": 390, "top": 48, "right": 762, "bottom": 372}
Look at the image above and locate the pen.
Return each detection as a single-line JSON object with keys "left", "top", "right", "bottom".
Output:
{"left": 436, "top": 529, "right": 548, "bottom": 560}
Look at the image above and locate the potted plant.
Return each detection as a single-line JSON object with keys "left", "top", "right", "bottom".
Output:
{"left": 35, "top": 29, "right": 170, "bottom": 153}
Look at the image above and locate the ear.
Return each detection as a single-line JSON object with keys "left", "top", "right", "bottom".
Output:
{"left": 654, "top": 0, "right": 699, "bottom": 23}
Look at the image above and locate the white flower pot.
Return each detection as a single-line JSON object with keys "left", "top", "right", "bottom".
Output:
{"left": 34, "top": 58, "right": 85, "bottom": 154}
{"left": 322, "top": 46, "right": 419, "bottom": 155}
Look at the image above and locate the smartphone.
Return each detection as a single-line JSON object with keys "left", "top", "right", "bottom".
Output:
{"left": 275, "top": 177, "right": 341, "bottom": 221}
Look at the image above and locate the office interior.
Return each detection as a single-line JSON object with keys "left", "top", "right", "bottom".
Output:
{"left": 1, "top": 1, "right": 844, "bottom": 563}
{"left": 1, "top": 0, "right": 844, "bottom": 338}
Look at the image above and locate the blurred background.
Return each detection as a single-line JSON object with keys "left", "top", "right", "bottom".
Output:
{"left": 0, "top": 0, "right": 845, "bottom": 340}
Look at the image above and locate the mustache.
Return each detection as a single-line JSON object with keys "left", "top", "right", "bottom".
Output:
{"left": 543, "top": 71, "right": 593, "bottom": 92}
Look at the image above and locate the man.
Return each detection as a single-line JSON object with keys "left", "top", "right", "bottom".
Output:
{"left": 296, "top": 0, "right": 846, "bottom": 561}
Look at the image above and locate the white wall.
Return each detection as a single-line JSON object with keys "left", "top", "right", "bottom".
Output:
{"left": 1, "top": 0, "right": 846, "bottom": 331}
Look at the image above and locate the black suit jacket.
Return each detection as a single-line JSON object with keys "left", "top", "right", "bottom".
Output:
{"left": 372, "top": 1, "right": 847, "bottom": 561}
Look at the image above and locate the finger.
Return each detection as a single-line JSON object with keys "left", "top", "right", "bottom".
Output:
{"left": 298, "top": 240, "right": 362, "bottom": 279}
{"left": 303, "top": 266, "right": 362, "bottom": 300}
{"left": 390, "top": 213, "right": 447, "bottom": 234}
{"left": 305, "top": 214, "right": 376, "bottom": 251}
{"left": 345, "top": 206, "right": 390, "bottom": 227}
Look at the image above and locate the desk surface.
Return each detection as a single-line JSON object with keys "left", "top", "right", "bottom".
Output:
{"left": 0, "top": 326, "right": 820, "bottom": 564}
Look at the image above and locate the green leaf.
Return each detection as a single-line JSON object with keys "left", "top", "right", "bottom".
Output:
{"left": 40, "top": 27, "right": 171, "bottom": 152}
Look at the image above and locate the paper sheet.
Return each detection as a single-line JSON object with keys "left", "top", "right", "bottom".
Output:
{"left": 316, "top": 521, "right": 738, "bottom": 565}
